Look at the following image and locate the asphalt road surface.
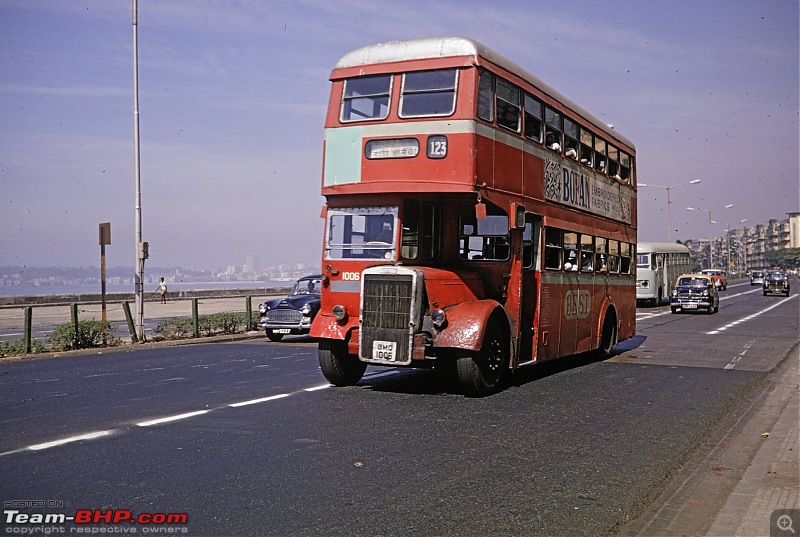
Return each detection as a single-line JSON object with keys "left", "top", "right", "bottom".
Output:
{"left": 0, "top": 281, "right": 797, "bottom": 536}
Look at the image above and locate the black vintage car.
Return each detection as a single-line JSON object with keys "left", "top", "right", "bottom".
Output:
{"left": 670, "top": 273, "right": 720, "bottom": 314}
{"left": 763, "top": 271, "right": 790, "bottom": 296}
{"left": 258, "top": 275, "right": 322, "bottom": 341}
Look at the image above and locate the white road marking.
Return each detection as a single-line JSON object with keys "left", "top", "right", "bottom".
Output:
{"left": 724, "top": 340, "right": 756, "bottom": 370}
{"left": 136, "top": 410, "right": 210, "bottom": 427}
{"left": 4, "top": 367, "right": 401, "bottom": 455}
{"left": 708, "top": 295, "right": 796, "bottom": 335}
{"left": 27, "top": 430, "right": 114, "bottom": 451}
{"left": 229, "top": 393, "right": 291, "bottom": 407}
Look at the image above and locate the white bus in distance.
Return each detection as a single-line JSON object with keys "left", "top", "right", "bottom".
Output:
{"left": 636, "top": 242, "right": 692, "bottom": 305}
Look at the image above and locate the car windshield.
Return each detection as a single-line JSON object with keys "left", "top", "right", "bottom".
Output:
{"left": 767, "top": 273, "right": 785, "bottom": 280}
{"left": 677, "top": 276, "right": 710, "bottom": 287}
{"left": 291, "top": 278, "right": 321, "bottom": 296}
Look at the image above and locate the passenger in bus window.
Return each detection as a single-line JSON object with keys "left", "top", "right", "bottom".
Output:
{"left": 564, "top": 248, "right": 578, "bottom": 271}
{"left": 596, "top": 254, "right": 607, "bottom": 273}
{"left": 546, "top": 133, "right": 561, "bottom": 151}
{"left": 580, "top": 252, "right": 593, "bottom": 271}
{"left": 565, "top": 147, "right": 577, "bottom": 159}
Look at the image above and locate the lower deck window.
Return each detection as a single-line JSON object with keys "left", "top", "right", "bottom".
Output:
{"left": 459, "top": 214, "right": 509, "bottom": 261}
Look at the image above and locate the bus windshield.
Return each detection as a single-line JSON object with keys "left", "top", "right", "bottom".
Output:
{"left": 326, "top": 206, "right": 397, "bottom": 261}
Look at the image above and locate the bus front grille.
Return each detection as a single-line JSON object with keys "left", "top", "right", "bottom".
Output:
{"left": 360, "top": 274, "right": 414, "bottom": 364}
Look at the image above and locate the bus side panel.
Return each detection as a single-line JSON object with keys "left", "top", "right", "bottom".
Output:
{"left": 475, "top": 131, "right": 495, "bottom": 189}
{"left": 493, "top": 133, "right": 523, "bottom": 195}
{"left": 536, "top": 277, "right": 565, "bottom": 361}
{"left": 522, "top": 150, "right": 545, "bottom": 200}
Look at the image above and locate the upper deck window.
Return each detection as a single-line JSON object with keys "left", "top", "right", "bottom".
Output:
{"left": 340, "top": 75, "right": 392, "bottom": 122}
{"left": 524, "top": 93, "right": 543, "bottom": 143}
{"left": 400, "top": 69, "right": 458, "bottom": 118}
{"left": 477, "top": 70, "right": 494, "bottom": 122}
{"left": 496, "top": 78, "right": 521, "bottom": 132}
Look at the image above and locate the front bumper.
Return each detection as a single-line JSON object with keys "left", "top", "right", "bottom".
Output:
{"left": 670, "top": 297, "right": 714, "bottom": 309}
{"left": 257, "top": 317, "right": 314, "bottom": 333}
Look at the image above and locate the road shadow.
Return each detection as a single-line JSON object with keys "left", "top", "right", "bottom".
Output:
{"left": 359, "top": 338, "right": 647, "bottom": 397}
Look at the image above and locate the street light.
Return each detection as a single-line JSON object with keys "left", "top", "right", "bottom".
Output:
{"left": 686, "top": 204, "right": 734, "bottom": 268}
{"left": 638, "top": 179, "right": 701, "bottom": 241}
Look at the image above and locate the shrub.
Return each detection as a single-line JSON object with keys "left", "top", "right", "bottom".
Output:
{"left": 48, "top": 320, "right": 117, "bottom": 351}
{"left": 154, "top": 317, "right": 193, "bottom": 340}
{"left": 0, "top": 337, "right": 46, "bottom": 357}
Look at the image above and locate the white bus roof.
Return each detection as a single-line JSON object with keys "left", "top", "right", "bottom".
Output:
{"left": 637, "top": 242, "right": 691, "bottom": 254}
{"left": 334, "top": 36, "right": 634, "bottom": 150}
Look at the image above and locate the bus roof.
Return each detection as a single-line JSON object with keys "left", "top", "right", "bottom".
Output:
{"left": 334, "top": 36, "right": 634, "bottom": 151}
{"left": 637, "top": 242, "right": 691, "bottom": 254}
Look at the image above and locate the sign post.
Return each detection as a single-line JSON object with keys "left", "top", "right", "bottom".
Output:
{"left": 99, "top": 222, "right": 111, "bottom": 346}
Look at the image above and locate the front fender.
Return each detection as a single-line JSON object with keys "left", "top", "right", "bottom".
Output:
{"left": 433, "top": 300, "right": 504, "bottom": 351}
{"left": 310, "top": 313, "right": 349, "bottom": 340}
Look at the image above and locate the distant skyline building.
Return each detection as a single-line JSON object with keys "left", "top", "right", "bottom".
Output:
{"left": 243, "top": 255, "right": 259, "bottom": 274}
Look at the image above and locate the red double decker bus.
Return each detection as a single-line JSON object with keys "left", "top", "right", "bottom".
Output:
{"left": 310, "top": 37, "right": 637, "bottom": 396}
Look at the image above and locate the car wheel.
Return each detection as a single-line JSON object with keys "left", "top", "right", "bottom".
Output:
{"left": 318, "top": 338, "right": 366, "bottom": 386}
{"left": 671, "top": 307, "right": 679, "bottom": 314}
{"left": 265, "top": 329, "right": 284, "bottom": 342}
{"left": 456, "top": 318, "right": 508, "bottom": 397}
{"left": 763, "top": 291, "right": 768, "bottom": 296}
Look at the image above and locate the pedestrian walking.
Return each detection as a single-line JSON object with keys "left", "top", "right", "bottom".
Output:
{"left": 157, "top": 277, "right": 167, "bottom": 304}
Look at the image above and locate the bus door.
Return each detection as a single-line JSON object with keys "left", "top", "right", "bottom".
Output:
{"left": 519, "top": 213, "right": 541, "bottom": 364}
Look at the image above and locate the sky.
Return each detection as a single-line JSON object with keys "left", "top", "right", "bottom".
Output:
{"left": 1, "top": 0, "right": 798, "bottom": 272}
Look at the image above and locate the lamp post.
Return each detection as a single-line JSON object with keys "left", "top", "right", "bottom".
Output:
{"left": 686, "top": 204, "right": 734, "bottom": 269}
{"left": 133, "top": 0, "right": 146, "bottom": 342}
{"left": 638, "top": 179, "right": 701, "bottom": 241}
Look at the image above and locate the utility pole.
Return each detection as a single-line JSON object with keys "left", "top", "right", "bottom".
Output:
{"left": 133, "top": 0, "right": 146, "bottom": 342}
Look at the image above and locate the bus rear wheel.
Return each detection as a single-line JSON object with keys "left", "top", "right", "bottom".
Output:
{"left": 318, "top": 339, "right": 366, "bottom": 386}
{"left": 456, "top": 319, "right": 508, "bottom": 397}
{"left": 597, "top": 312, "right": 617, "bottom": 358}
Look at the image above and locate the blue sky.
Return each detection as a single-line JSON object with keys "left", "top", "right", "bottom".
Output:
{"left": 1, "top": 0, "right": 797, "bottom": 271}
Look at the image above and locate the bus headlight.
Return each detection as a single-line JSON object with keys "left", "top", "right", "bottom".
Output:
{"left": 332, "top": 305, "right": 348, "bottom": 322}
{"left": 431, "top": 308, "right": 447, "bottom": 329}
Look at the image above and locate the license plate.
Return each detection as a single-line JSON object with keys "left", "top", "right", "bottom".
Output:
{"left": 273, "top": 328, "right": 291, "bottom": 334}
{"left": 684, "top": 303, "right": 698, "bottom": 309}
{"left": 372, "top": 340, "right": 397, "bottom": 362}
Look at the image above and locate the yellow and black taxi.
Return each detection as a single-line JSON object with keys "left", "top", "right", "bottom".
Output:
{"left": 763, "top": 271, "right": 790, "bottom": 296}
{"left": 670, "top": 273, "right": 720, "bottom": 314}
{"left": 258, "top": 275, "right": 322, "bottom": 341}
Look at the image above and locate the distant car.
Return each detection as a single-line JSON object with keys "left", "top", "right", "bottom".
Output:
{"left": 750, "top": 271, "right": 765, "bottom": 286}
{"left": 670, "top": 273, "right": 720, "bottom": 314}
{"left": 763, "top": 271, "right": 790, "bottom": 296}
{"left": 700, "top": 269, "right": 728, "bottom": 290}
{"left": 257, "top": 275, "right": 322, "bottom": 341}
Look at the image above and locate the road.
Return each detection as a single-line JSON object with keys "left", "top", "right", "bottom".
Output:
{"left": 0, "top": 280, "right": 797, "bottom": 536}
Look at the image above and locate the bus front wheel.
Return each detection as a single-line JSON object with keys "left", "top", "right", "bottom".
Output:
{"left": 456, "top": 319, "right": 508, "bottom": 397}
{"left": 318, "top": 339, "right": 366, "bottom": 386}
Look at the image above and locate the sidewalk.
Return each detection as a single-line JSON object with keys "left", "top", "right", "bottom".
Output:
{"left": 706, "top": 351, "right": 799, "bottom": 536}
